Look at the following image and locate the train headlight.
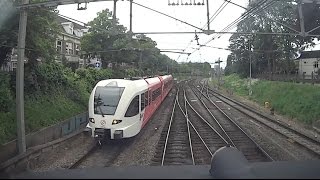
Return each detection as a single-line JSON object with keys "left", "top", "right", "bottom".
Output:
{"left": 89, "top": 118, "right": 95, "bottom": 123}
{"left": 112, "top": 119, "right": 122, "bottom": 125}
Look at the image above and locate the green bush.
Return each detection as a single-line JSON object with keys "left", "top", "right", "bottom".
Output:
{"left": 0, "top": 62, "right": 115, "bottom": 144}
{"left": 0, "top": 93, "right": 86, "bottom": 144}
{"left": 125, "top": 68, "right": 141, "bottom": 77}
{"left": 34, "top": 62, "right": 67, "bottom": 92}
{"left": 76, "top": 67, "right": 112, "bottom": 91}
{"left": 0, "top": 72, "right": 13, "bottom": 112}
{"left": 222, "top": 74, "right": 249, "bottom": 96}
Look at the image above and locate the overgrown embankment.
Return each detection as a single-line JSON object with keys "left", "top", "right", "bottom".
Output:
{"left": 0, "top": 63, "right": 114, "bottom": 144}
{"left": 220, "top": 74, "right": 320, "bottom": 125}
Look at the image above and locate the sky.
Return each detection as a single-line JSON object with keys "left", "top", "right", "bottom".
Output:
{"left": 57, "top": 0, "right": 250, "bottom": 68}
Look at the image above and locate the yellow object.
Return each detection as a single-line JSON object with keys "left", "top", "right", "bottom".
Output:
{"left": 264, "top": 102, "right": 270, "bottom": 109}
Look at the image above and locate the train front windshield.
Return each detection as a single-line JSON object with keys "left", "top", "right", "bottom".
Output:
{"left": 94, "top": 86, "right": 125, "bottom": 115}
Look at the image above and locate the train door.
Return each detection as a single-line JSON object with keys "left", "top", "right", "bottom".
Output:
{"left": 140, "top": 92, "right": 146, "bottom": 122}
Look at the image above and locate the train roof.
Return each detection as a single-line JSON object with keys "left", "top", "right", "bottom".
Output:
{"left": 96, "top": 75, "right": 172, "bottom": 87}
{"left": 95, "top": 79, "right": 147, "bottom": 89}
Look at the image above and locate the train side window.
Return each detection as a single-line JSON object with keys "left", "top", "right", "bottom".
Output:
{"left": 152, "top": 88, "right": 161, "bottom": 101}
{"left": 125, "top": 95, "right": 139, "bottom": 117}
{"left": 145, "top": 92, "right": 149, "bottom": 107}
{"left": 141, "top": 93, "right": 145, "bottom": 111}
{"left": 148, "top": 91, "right": 151, "bottom": 105}
{"left": 152, "top": 90, "right": 156, "bottom": 101}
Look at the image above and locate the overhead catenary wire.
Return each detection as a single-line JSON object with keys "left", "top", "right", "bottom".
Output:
{"left": 222, "top": 0, "right": 299, "bottom": 33}
{"left": 187, "top": 0, "right": 271, "bottom": 58}
{"left": 204, "top": 0, "right": 275, "bottom": 45}
{"left": 132, "top": 1, "right": 204, "bottom": 31}
{"left": 176, "top": 39, "right": 193, "bottom": 62}
{"left": 201, "top": 1, "right": 228, "bottom": 30}
{"left": 208, "top": 1, "right": 230, "bottom": 27}
{"left": 188, "top": 0, "right": 275, "bottom": 57}
{"left": 206, "top": 0, "right": 270, "bottom": 42}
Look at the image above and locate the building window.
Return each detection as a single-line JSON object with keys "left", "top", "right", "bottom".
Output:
{"left": 56, "top": 40, "right": 62, "bottom": 54}
{"left": 69, "top": 25, "right": 73, "bottom": 35}
{"left": 12, "top": 62, "right": 17, "bottom": 69}
{"left": 304, "top": 61, "right": 307, "bottom": 64}
{"left": 75, "top": 44, "right": 80, "bottom": 56}
{"left": 66, "top": 42, "right": 73, "bottom": 55}
{"left": 314, "top": 61, "right": 319, "bottom": 68}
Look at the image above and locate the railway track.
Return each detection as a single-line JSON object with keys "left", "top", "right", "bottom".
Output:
{"left": 68, "top": 139, "right": 129, "bottom": 169}
{"left": 184, "top": 89, "right": 228, "bottom": 164}
{"left": 152, "top": 84, "right": 223, "bottom": 165}
{"left": 199, "top": 79, "right": 320, "bottom": 158}
{"left": 68, "top": 144, "right": 98, "bottom": 169}
{"left": 152, "top": 87, "right": 194, "bottom": 165}
{"left": 152, "top": 82, "right": 272, "bottom": 166}
{"left": 187, "top": 82, "right": 272, "bottom": 162}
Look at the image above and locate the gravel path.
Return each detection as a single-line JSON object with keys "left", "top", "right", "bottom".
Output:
{"left": 28, "top": 132, "right": 95, "bottom": 172}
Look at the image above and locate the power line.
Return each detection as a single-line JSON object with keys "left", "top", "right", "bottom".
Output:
{"left": 132, "top": 1, "right": 204, "bottom": 31}
{"left": 223, "top": 0, "right": 299, "bottom": 33}
{"left": 57, "top": 13, "right": 88, "bottom": 27}
{"left": 204, "top": 0, "right": 275, "bottom": 46}
{"left": 209, "top": 0, "right": 271, "bottom": 39}
{"left": 176, "top": 39, "right": 193, "bottom": 61}
{"left": 201, "top": 1, "right": 227, "bottom": 30}
{"left": 215, "top": 0, "right": 269, "bottom": 33}
{"left": 208, "top": 1, "right": 230, "bottom": 25}
{"left": 184, "top": 0, "right": 271, "bottom": 58}
{"left": 188, "top": 0, "right": 274, "bottom": 56}
{"left": 184, "top": 0, "right": 233, "bottom": 62}
{"left": 200, "top": 44, "right": 285, "bottom": 53}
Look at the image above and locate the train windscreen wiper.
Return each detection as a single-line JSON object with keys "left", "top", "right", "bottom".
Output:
{"left": 103, "top": 104, "right": 117, "bottom": 107}
{"left": 96, "top": 94, "right": 105, "bottom": 117}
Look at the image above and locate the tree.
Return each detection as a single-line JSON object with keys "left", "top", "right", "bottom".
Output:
{"left": 0, "top": 0, "right": 19, "bottom": 68}
{"left": 81, "top": 9, "right": 127, "bottom": 68}
{"left": 226, "top": 0, "right": 319, "bottom": 77}
{"left": 0, "top": 0, "right": 60, "bottom": 68}
{"left": 81, "top": 9, "right": 177, "bottom": 77}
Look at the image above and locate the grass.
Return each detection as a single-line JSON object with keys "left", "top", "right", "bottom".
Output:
{"left": 0, "top": 93, "right": 86, "bottom": 145}
{"left": 217, "top": 74, "right": 320, "bottom": 125}
{"left": 251, "top": 80, "right": 320, "bottom": 124}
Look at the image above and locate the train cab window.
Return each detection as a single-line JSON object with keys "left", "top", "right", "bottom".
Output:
{"left": 94, "top": 86, "right": 125, "bottom": 115}
{"left": 125, "top": 95, "right": 139, "bottom": 117}
{"left": 141, "top": 93, "right": 145, "bottom": 111}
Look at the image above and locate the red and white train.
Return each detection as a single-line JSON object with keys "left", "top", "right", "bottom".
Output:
{"left": 87, "top": 75, "right": 173, "bottom": 140}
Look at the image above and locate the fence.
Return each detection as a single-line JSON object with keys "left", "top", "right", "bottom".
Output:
{"left": 0, "top": 112, "right": 88, "bottom": 164}
{"left": 255, "top": 72, "right": 320, "bottom": 84}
